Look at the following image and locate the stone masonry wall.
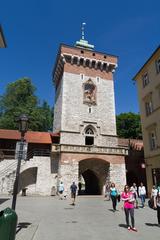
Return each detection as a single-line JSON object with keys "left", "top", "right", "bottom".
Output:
{"left": 60, "top": 72, "right": 117, "bottom": 145}
{"left": 19, "top": 156, "right": 58, "bottom": 196}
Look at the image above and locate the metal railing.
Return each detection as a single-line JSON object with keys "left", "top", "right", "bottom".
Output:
{"left": 26, "top": 148, "right": 51, "bottom": 160}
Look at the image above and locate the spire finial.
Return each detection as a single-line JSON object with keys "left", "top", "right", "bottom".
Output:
{"left": 81, "top": 22, "right": 86, "bottom": 40}
{"left": 75, "top": 23, "right": 94, "bottom": 50}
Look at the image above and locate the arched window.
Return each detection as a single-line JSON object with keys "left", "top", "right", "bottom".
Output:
{"left": 85, "top": 128, "right": 94, "bottom": 135}
{"left": 85, "top": 127, "right": 94, "bottom": 145}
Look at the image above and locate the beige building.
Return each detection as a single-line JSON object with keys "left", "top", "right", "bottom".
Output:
{"left": 0, "top": 25, "right": 6, "bottom": 48}
{"left": 134, "top": 46, "right": 160, "bottom": 192}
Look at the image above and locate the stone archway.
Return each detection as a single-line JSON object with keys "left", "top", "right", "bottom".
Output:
{"left": 82, "top": 169, "right": 100, "bottom": 194}
{"left": 79, "top": 158, "right": 110, "bottom": 195}
{"left": 18, "top": 167, "right": 38, "bottom": 193}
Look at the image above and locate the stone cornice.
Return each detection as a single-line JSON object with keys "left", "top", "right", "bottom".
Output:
{"left": 52, "top": 144, "right": 128, "bottom": 156}
{"left": 53, "top": 50, "right": 117, "bottom": 88}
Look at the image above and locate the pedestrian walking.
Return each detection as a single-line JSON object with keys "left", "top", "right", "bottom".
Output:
{"left": 157, "top": 183, "right": 160, "bottom": 193}
{"left": 105, "top": 182, "right": 111, "bottom": 201}
{"left": 156, "top": 191, "right": 160, "bottom": 226}
{"left": 151, "top": 185, "right": 158, "bottom": 209}
{"left": 70, "top": 182, "right": 77, "bottom": 205}
{"left": 138, "top": 182, "right": 146, "bottom": 208}
{"left": 121, "top": 185, "right": 137, "bottom": 231}
{"left": 110, "top": 183, "right": 118, "bottom": 212}
{"left": 130, "top": 183, "right": 138, "bottom": 208}
{"left": 58, "top": 181, "right": 64, "bottom": 200}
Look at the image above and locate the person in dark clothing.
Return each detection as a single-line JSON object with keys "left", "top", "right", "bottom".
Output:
{"left": 156, "top": 191, "right": 160, "bottom": 226}
{"left": 78, "top": 182, "right": 82, "bottom": 195}
{"left": 70, "top": 182, "right": 77, "bottom": 205}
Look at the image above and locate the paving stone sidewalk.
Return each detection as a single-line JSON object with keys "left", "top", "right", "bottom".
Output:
{"left": 0, "top": 196, "right": 160, "bottom": 240}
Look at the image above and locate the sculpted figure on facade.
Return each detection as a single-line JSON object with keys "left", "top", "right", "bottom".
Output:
{"left": 83, "top": 79, "right": 96, "bottom": 105}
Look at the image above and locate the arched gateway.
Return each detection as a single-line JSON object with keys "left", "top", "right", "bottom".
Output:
{"left": 79, "top": 159, "right": 110, "bottom": 195}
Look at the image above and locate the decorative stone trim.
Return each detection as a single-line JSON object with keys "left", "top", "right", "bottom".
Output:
{"left": 52, "top": 144, "right": 128, "bottom": 156}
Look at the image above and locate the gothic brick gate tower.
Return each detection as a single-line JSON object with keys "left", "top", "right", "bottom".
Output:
{"left": 52, "top": 29, "right": 128, "bottom": 195}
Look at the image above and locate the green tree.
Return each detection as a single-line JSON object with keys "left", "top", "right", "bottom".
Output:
{"left": 116, "top": 112, "right": 142, "bottom": 139}
{"left": 0, "top": 78, "right": 53, "bottom": 131}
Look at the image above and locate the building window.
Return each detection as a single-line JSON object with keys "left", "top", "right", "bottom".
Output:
{"left": 145, "top": 100, "right": 153, "bottom": 116}
{"left": 96, "top": 77, "right": 100, "bottom": 83}
{"left": 80, "top": 74, "right": 84, "bottom": 80}
{"left": 149, "top": 131, "right": 157, "bottom": 150}
{"left": 80, "top": 58, "right": 84, "bottom": 65}
{"left": 86, "top": 59, "right": 90, "bottom": 67}
{"left": 85, "top": 127, "right": 94, "bottom": 145}
{"left": 155, "top": 58, "right": 160, "bottom": 73}
{"left": 142, "top": 72, "right": 149, "bottom": 87}
{"left": 89, "top": 107, "right": 92, "bottom": 113}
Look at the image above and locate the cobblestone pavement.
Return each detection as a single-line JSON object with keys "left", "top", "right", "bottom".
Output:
{"left": 0, "top": 196, "right": 160, "bottom": 240}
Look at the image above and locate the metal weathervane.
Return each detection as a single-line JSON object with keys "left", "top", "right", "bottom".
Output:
{"left": 81, "top": 22, "right": 86, "bottom": 40}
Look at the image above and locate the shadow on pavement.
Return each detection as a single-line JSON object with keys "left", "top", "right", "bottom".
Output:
{"left": 16, "top": 222, "right": 32, "bottom": 234}
{"left": 64, "top": 207, "right": 74, "bottom": 210}
{"left": 108, "top": 209, "right": 114, "bottom": 212}
{"left": 145, "top": 223, "right": 159, "bottom": 227}
{"left": 0, "top": 198, "right": 10, "bottom": 205}
{"left": 119, "top": 224, "right": 128, "bottom": 229}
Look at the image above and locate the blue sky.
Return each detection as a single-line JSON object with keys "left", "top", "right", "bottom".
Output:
{"left": 0, "top": 0, "right": 160, "bottom": 114}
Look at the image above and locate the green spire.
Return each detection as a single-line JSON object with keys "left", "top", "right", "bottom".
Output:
{"left": 75, "top": 23, "right": 94, "bottom": 50}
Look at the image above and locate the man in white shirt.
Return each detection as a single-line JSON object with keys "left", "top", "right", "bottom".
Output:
{"left": 151, "top": 185, "right": 158, "bottom": 209}
{"left": 138, "top": 182, "right": 146, "bottom": 208}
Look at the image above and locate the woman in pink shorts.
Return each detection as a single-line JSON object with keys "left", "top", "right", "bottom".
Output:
{"left": 121, "top": 185, "right": 137, "bottom": 231}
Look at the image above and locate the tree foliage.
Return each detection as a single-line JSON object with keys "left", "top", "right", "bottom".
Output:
{"left": 0, "top": 78, "right": 53, "bottom": 131}
{"left": 116, "top": 112, "right": 142, "bottom": 139}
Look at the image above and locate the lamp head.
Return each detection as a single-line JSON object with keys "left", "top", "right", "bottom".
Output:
{"left": 17, "top": 114, "right": 29, "bottom": 135}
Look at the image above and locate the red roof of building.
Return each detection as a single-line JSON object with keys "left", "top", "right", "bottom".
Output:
{"left": 0, "top": 129, "right": 58, "bottom": 144}
{"left": 118, "top": 138, "right": 143, "bottom": 151}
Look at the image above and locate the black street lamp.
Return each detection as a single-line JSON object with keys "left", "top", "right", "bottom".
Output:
{"left": 11, "top": 114, "right": 29, "bottom": 210}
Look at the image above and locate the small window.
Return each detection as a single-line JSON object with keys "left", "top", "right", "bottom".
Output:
{"left": 85, "top": 136, "right": 94, "bottom": 145}
{"left": 80, "top": 58, "right": 84, "bottom": 65}
{"left": 145, "top": 100, "right": 153, "bottom": 116}
{"left": 89, "top": 107, "right": 92, "bottom": 113}
{"left": 104, "top": 55, "right": 106, "bottom": 59}
{"left": 85, "top": 127, "right": 94, "bottom": 145}
{"left": 85, "top": 128, "right": 94, "bottom": 135}
{"left": 86, "top": 59, "right": 90, "bottom": 67}
{"left": 73, "top": 57, "right": 77, "bottom": 65}
{"left": 92, "top": 53, "right": 95, "bottom": 56}
{"left": 81, "top": 50, "right": 84, "bottom": 54}
{"left": 155, "top": 58, "right": 160, "bottom": 73}
{"left": 96, "top": 77, "right": 100, "bottom": 83}
{"left": 149, "top": 131, "right": 157, "bottom": 150}
{"left": 80, "top": 74, "right": 84, "bottom": 80}
{"left": 92, "top": 61, "right": 95, "bottom": 68}
{"left": 142, "top": 72, "right": 149, "bottom": 87}
{"left": 103, "top": 63, "right": 107, "bottom": 71}
{"left": 97, "top": 62, "right": 101, "bottom": 70}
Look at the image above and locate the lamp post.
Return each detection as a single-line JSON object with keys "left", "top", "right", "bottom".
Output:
{"left": 11, "top": 114, "right": 29, "bottom": 210}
